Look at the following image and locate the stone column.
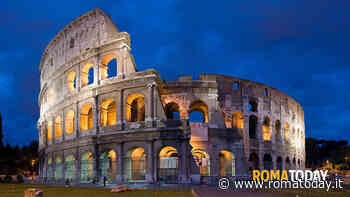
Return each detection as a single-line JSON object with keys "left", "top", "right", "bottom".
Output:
{"left": 75, "top": 149, "right": 80, "bottom": 185}
{"left": 94, "top": 96, "right": 100, "bottom": 134}
{"left": 116, "top": 143, "right": 124, "bottom": 184}
{"left": 62, "top": 111, "right": 65, "bottom": 141}
{"left": 75, "top": 102, "right": 80, "bottom": 138}
{"left": 93, "top": 144, "right": 100, "bottom": 182}
{"left": 77, "top": 63, "right": 81, "bottom": 91}
{"left": 146, "top": 141, "right": 155, "bottom": 183}
{"left": 145, "top": 82, "right": 156, "bottom": 127}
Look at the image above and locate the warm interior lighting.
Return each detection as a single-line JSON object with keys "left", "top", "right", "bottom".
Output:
{"left": 80, "top": 104, "right": 93, "bottom": 131}
{"left": 100, "top": 98, "right": 116, "bottom": 126}
{"left": 65, "top": 110, "right": 75, "bottom": 135}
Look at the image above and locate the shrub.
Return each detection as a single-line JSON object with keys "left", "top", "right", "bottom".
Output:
{"left": 4, "top": 174, "right": 12, "bottom": 183}
{"left": 16, "top": 174, "right": 24, "bottom": 183}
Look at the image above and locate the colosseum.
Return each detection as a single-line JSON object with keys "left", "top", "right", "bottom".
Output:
{"left": 37, "top": 8, "right": 305, "bottom": 185}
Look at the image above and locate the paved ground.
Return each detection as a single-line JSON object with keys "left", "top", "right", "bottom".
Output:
{"left": 192, "top": 186, "right": 293, "bottom": 197}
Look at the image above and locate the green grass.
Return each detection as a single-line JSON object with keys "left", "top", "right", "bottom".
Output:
{"left": 0, "top": 184, "right": 193, "bottom": 197}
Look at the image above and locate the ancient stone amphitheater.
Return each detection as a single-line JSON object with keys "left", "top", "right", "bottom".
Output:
{"left": 37, "top": 9, "right": 305, "bottom": 185}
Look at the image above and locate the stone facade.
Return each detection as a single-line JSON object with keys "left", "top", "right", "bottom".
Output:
{"left": 37, "top": 8, "right": 305, "bottom": 185}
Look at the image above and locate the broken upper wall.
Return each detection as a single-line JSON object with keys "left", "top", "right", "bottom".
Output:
{"left": 39, "top": 8, "right": 124, "bottom": 84}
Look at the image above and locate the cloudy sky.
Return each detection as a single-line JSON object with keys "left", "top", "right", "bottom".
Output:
{"left": 1, "top": 0, "right": 349, "bottom": 145}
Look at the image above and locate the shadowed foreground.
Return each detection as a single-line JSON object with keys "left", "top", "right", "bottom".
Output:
{"left": 0, "top": 184, "right": 192, "bottom": 197}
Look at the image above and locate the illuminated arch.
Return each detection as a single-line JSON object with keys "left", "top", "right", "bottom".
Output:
{"left": 67, "top": 71, "right": 77, "bottom": 93}
{"left": 65, "top": 110, "right": 75, "bottom": 135}
{"left": 65, "top": 155, "right": 75, "bottom": 181}
{"left": 275, "top": 120, "right": 281, "bottom": 141}
{"left": 124, "top": 147, "right": 146, "bottom": 181}
{"left": 80, "top": 152, "right": 94, "bottom": 183}
{"left": 189, "top": 100, "right": 208, "bottom": 123}
{"left": 54, "top": 116, "right": 62, "bottom": 139}
{"left": 47, "top": 88, "right": 54, "bottom": 104}
{"left": 101, "top": 54, "right": 117, "bottom": 80}
{"left": 81, "top": 63, "right": 94, "bottom": 87}
{"left": 164, "top": 102, "right": 180, "bottom": 120}
{"left": 232, "top": 111, "right": 244, "bottom": 129}
{"left": 192, "top": 149, "right": 210, "bottom": 176}
{"left": 158, "top": 146, "right": 179, "bottom": 182}
{"left": 47, "top": 120, "right": 53, "bottom": 141}
{"left": 262, "top": 117, "right": 271, "bottom": 141}
{"left": 125, "top": 93, "right": 145, "bottom": 122}
{"left": 80, "top": 104, "right": 93, "bottom": 131}
{"left": 100, "top": 99, "right": 116, "bottom": 127}
{"left": 284, "top": 122, "right": 290, "bottom": 142}
{"left": 219, "top": 150, "right": 235, "bottom": 176}
{"left": 55, "top": 156, "right": 63, "bottom": 180}
{"left": 99, "top": 150, "right": 117, "bottom": 183}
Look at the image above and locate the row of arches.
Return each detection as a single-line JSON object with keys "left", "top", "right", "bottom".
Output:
{"left": 164, "top": 100, "right": 209, "bottom": 123}
{"left": 47, "top": 94, "right": 146, "bottom": 141}
{"left": 44, "top": 55, "right": 118, "bottom": 107}
{"left": 45, "top": 147, "right": 236, "bottom": 183}
{"left": 248, "top": 152, "right": 304, "bottom": 171}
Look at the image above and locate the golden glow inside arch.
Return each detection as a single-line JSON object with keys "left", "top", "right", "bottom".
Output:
{"left": 80, "top": 104, "right": 93, "bottom": 131}
{"left": 67, "top": 71, "right": 77, "bottom": 93}
{"left": 54, "top": 116, "right": 62, "bottom": 139}
{"left": 65, "top": 110, "right": 75, "bottom": 135}
{"left": 262, "top": 117, "right": 271, "bottom": 141}
{"left": 101, "top": 54, "right": 117, "bottom": 80}
{"left": 47, "top": 120, "right": 53, "bottom": 141}
{"left": 285, "top": 122, "right": 290, "bottom": 142}
{"left": 129, "top": 147, "right": 145, "bottom": 159}
{"left": 189, "top": 100, "right": 209, "bottom": 123}
{"left": 232, "top": 111, "right": 244, "bottom": 129}
{"left": 219, "top": 150, "right": 235, "bottom": 177}
{"left": 47, "top": 88, "right": 54, "bottom": 104}
{"left": 159, "top": 146, "right": 178, "bottom": 157}
{"left": 100, "top": 98, "right": 116, "bottom": 127}
{"left": 81, "top": 63, "right": 94, "bottom": 87}
{"left": 192, "top": 149, "right": 210, "bottom": 176}
{"left": 125, "top": 93, "right": 145, "bottom": 122}
{"left": 48, "top": 157, "right": 52, "bottom": 165}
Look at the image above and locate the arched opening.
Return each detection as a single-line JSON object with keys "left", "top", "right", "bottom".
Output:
{"left": 126, "top": 93, "right": 145, "bottom": 122}
{"left": 47, "top": 121, "right": 52, "bottom": 141}
{"left": 158, "top": 146, "right": 179, "bottom": 183}
{"left": 293, "top": 157, "right": 296, "bottom": 168}
{"left": 65, "top": 110, "right": 75, "bottom": 135}
{"left": 100, "top": 99, "right": 116, "bottom": 127}
{"left": 164, "top": 102, "right": 180, "bottom": 120}
{"left": 80, "top": 104, "right": 93, "bottom": 131}
{"left": 286, "top": 157, "right": 291, "bottom": 170}
{"left": 263, "top": 154, "right": 273, "bottom": 170}
{"left": 233, "top": 81, "right": 239, "bottom": 91}
{"left": 99, "top": 150, "right": 116, "bottom": 184}
{"left": 47, "top": 158, "right": 53, "bottom": 180}
{"left": 219, "top": 150, "right": 235, "bottom": 177}
{"left": 192, "top": 149, "right": 210, "bottom": 176}
{"left": 262, "top": 117, "right": 271, "bottom": 141}
{"left": 249, "top": 153, "right": 259, "bottom": 170}
{"left": 232, "top": 111, "right": 244, "bottom": 129}
{"left": 55, "top": 156, "right": 63, "bottom": 181}
{"left": 65, "top": 155, "right": 75, "bottom": 182}
{"left": 81, "top": 63, "right": 94, "bottom": 87}
{"left": 80, "top": 152, "right": 94, "bottom": 183}
{"left": 277, "top": 156, "right": 283, "bottom": 171}
{"left": 67, "top": 71, "right": 77, "bottom": 93}
{"left": 54, "top": 116, "right": 62, "bottom": 139}
{"left": 47, "top": 88, "right": 54, "bottom": 104}
{"left": 284, "top": 123, "right": 290, "bottom": 142}
{"left": 189, "top": 100, "right": 208, "bottom": 123}
{"left": 275, "top": 120, "right": 281, "bottom": 142}
{"left": 101, "top": 54, "right": 117, "bottom": 80}
{"left": 124, "top": 147, "right": 146, "bottom": 181}
{"left": 249, "top": 115, "right": 257, "bottom": 139}
{"left": 264, "top": 88, "right": 268, "bottom": 97}
{"left": 248, "top": 100, "right": 258, "bottom": 112}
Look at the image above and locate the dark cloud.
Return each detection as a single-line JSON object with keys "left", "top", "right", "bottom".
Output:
{"left": 0, "top": 0, "right": 349, "bottom": 145}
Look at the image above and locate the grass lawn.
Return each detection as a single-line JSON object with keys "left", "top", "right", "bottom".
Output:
{"left": 0, "top": 184, "right": 193, "bottom": 197}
